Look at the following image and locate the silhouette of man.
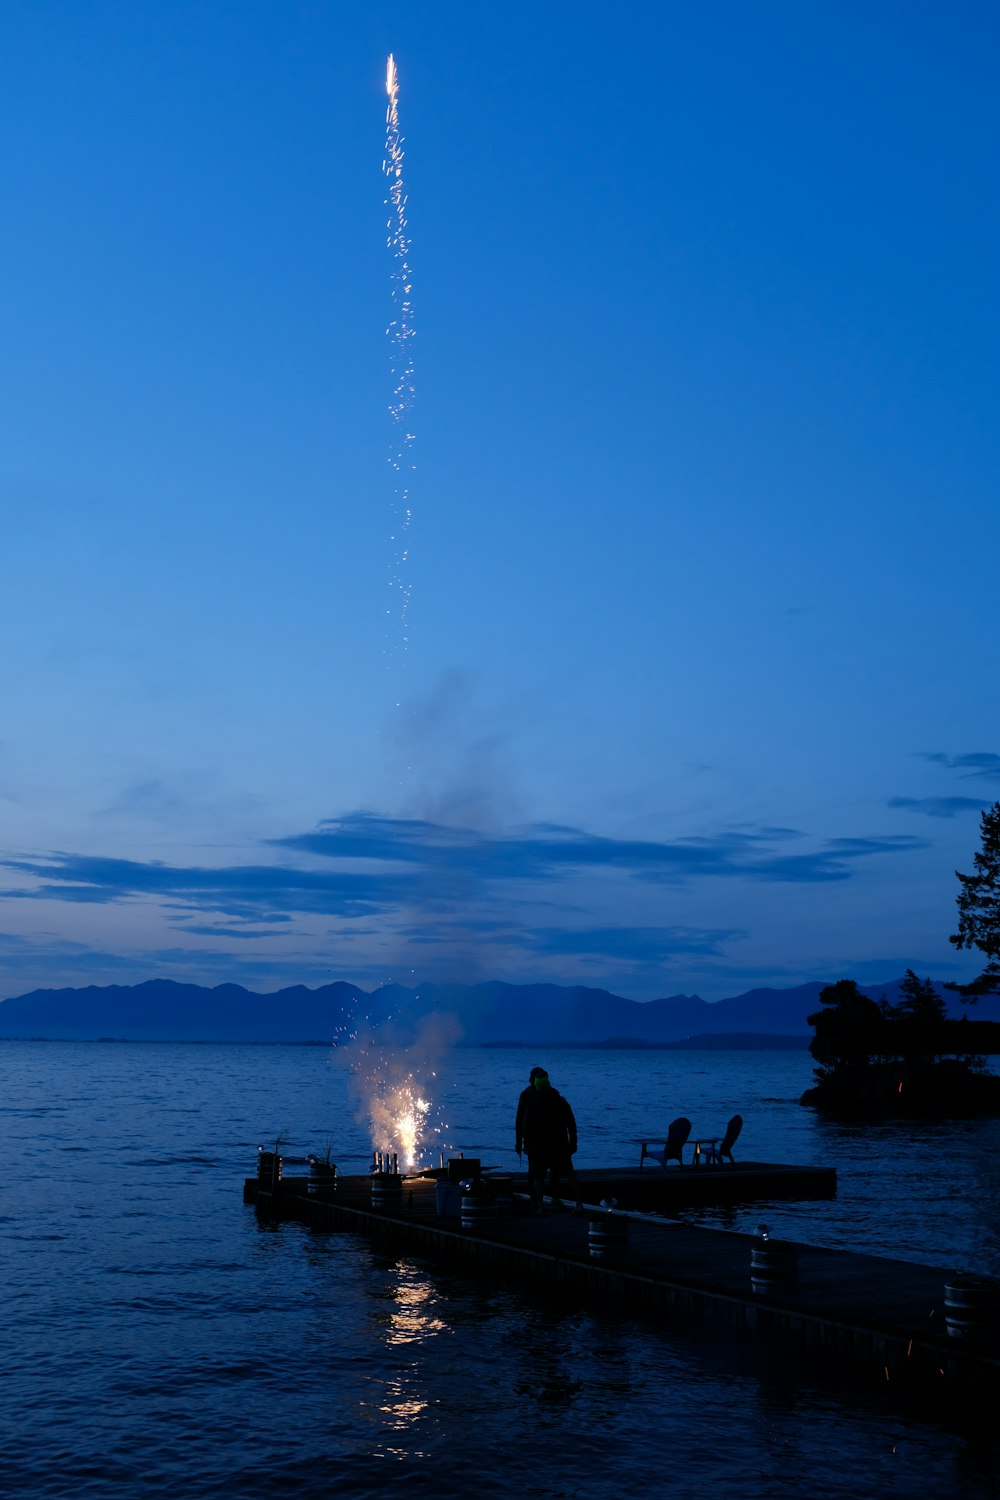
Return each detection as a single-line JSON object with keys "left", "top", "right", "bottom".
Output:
{"left": 518, "top": 1068, "right": 581, "bottom": 1213}
{"left": 515, "top": 1065, "right": 547, "bottom": 1164}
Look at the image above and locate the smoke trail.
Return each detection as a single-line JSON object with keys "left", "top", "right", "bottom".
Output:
{"left": 384, "top": 53, "right": 416, "bottom": 676}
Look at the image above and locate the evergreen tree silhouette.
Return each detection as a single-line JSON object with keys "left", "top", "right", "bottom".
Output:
{"left": 950, "top": 800, "right": 1000, "bottom": 998}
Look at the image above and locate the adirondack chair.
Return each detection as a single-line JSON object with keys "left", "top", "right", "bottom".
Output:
{"left": 639, "top": 1116, "right": 691, "bottom": 1170}
{"left": 700, "top": 1114, "right": 743, "bottom": 1166}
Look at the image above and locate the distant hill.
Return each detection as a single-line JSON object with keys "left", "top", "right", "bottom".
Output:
{"left": 0, "top": 974, "right": 994, "bottom": 1045}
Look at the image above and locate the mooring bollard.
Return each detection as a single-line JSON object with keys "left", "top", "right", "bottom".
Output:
{"left": 944, "top": 1274, "right": 1000, "bottom": 1342}
{"left": 257, "top": 1149, "right": 282, "bottom": 1187}
{"left": 589, "top": 1198, "right": 628, "bottom": 1260}
{"left": 307, "top": 1157, "right": 338, "bottom": 1197}
{"left": 750, "top": 1224, "right": 798, "bottom": 1294}
{"left": 435, "top": 1180, "right": 461, "bottom": 1217}
{"left": 460, "top": 1177, "right": 495, "bottom": 1231}
{"left": 491, "top": 1175, "right": 514, "bottom": 1218}
{"left": 371, "top": 1172, "right": 404, "bottom": 1211}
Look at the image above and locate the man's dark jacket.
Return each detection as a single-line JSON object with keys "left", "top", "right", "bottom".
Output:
{"left": 519, "top": 1086, "right": 577, "bottom": 1162}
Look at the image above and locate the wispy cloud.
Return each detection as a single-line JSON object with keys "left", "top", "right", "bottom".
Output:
{"left": 0, "top": 931, "right": 184, "bottom": 979}
{"left": 173, "top": 924, "right": 294, "bottom": 940}
{"left": 525, "top": 925, "right": 745, "bottom": 962}
{"left": 272, "top": 812, "right": 926, "bottom": 889}
{"left": 888, "top": 796, "right": 989, "bottom": 819}
{"left": 0, "top": 815, "right": 930, "bottom": 925}
{"left": 921, "top": 752, "right": 1000, "bottom": 782}
{"left": 99, "top": 775, "right": 268, "bottom": 827}
{"left": 0, "top": 851, "right": 403, "bottom": 917}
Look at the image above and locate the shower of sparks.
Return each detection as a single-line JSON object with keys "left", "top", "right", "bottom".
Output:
{"left": 334, "top": 1012, "right": 454, "bottom": 1171}
{"left": 375, "top": 1082, "right": 431, "bottom": 1169}
{"left": 384, "top": 52, "right": 416, "bottom": 670}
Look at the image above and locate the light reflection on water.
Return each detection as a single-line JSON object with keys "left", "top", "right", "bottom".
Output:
{"left": 0, "top": 1040, "right": 997, "bottom": 1497}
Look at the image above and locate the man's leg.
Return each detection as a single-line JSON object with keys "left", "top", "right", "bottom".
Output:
{"left": 526, "top": 1153, "right": 544, "bottom": 1213}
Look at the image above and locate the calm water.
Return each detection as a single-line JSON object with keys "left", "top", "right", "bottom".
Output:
{"left": 1, "top": 1040, "right": 998, "bottom": 1498}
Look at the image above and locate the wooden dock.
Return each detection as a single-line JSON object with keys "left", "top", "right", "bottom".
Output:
{"left": 545, "top": 1160, "right": 835, "bottom": 1209}
{"left": 244, "top": 1167, "right": 999, "bottom": 1399}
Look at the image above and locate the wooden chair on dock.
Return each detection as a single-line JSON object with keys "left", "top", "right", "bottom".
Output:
{"left": 639, "top": 1116, "right": 691, "bottom": 1170}
{"left": 698, "top": 1114, "right": 742, "bottom": 1166}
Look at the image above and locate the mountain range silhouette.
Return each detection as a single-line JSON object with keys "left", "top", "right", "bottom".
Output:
{"left": 1, "top": 976, "right": 995, "bottom": 1044}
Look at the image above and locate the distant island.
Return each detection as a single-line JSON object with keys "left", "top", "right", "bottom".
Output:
{"left": 1, "top": 973, "right": 998, "bottom": 1048}
{"left": 800, "top": 974, "right": 1000, "bottom": 1118}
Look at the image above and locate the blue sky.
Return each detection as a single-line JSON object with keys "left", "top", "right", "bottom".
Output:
{"left": 1, "top": 2, "right": 997, "bottom": 1003}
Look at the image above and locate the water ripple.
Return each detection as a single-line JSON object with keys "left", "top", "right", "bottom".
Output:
{"left": 0, "top": 1041, "right": 997, "bottom": 1499}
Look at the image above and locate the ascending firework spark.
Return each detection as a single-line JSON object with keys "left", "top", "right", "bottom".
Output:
{"left": 384, "top": 53, "right": 415, "bottom": 667}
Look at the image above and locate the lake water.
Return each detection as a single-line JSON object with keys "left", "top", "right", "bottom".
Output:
{"left": 1, "top": 1039, "right": 998, "bottom": 1497}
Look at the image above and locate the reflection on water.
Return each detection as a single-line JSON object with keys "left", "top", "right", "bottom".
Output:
{"left": 384, "top": 1264, "right": 447, "bottom": 1348}
{"left": 365, "top": 1262, "right": 445, "bottom": 1461}
{"left": 0, "top": 1041, "right": 998, "bottom": 1498}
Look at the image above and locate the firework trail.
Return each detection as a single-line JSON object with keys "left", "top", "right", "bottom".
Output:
{"left": 384, "top": 53, "right": 415, "bottom": 674}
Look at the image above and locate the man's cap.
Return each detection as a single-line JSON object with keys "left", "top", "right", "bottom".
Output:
{"left": 529, "top": 1066, "right": 548, "bottom": 1082}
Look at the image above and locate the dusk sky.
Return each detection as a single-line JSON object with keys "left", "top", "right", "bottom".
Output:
{"left": 1, "top": 3, "right": 997, "bottom": 1004}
